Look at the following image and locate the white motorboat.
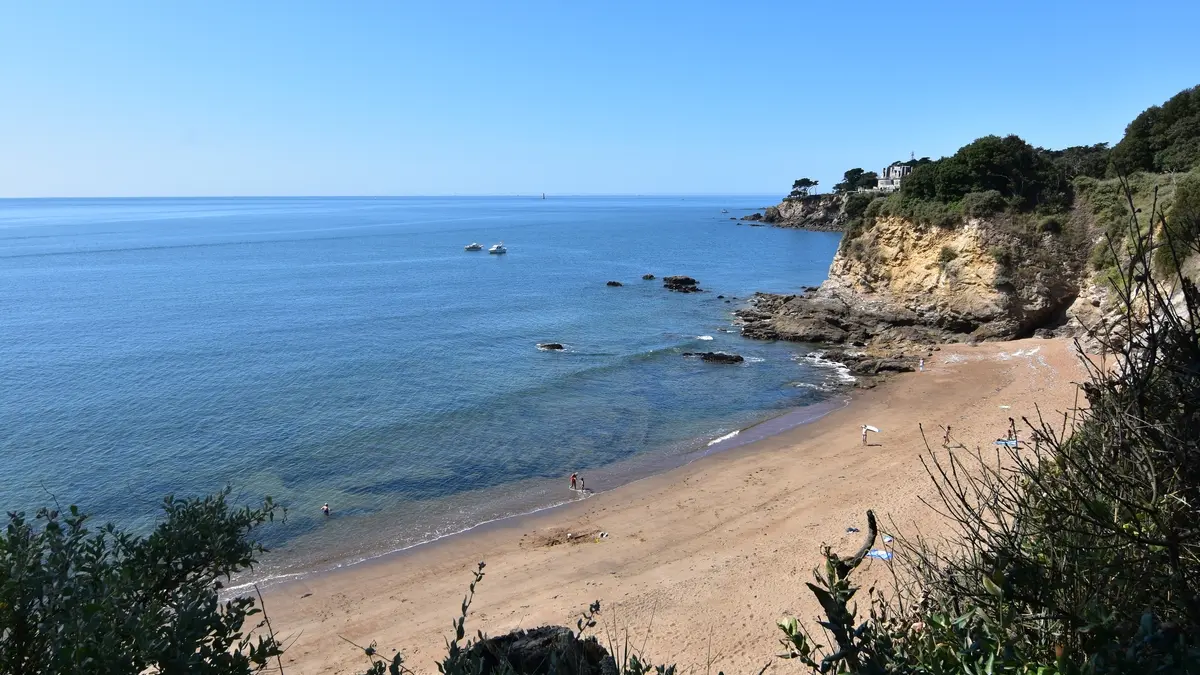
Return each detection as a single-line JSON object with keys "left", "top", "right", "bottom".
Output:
{"left": 464, "top": 242, "right": 483, "bottom": 251}
{"left": 488, "top": 242, "right": 507, "bottom": 254}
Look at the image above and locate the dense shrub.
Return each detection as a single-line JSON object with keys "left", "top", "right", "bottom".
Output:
{"left": 863, "top": 195, "right": 887, "bottom": 220}
{"left": 937, "top": 246, "right": 957, "bottom": 264}
{"left": 961, "top": 189, "right": 1007, "bottom": 218}
{"left": 1155, "top": 168, "right": 1200, "bottom": 273}
{"left": 1038, "top": 214, "right": 1063, "bottom": 233}
{"left": 843, "top": 191, "right": 875, "bottom": 221}
{"left": 0, "top": 490, "right": 283, "bottom": 674}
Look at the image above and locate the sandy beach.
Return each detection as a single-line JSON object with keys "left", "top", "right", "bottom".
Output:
{"left": 264, "top": 338, "right": 1087, "bottom": 675}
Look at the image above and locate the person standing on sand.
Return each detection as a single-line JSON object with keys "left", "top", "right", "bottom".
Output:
{"left": 861, "top": 425, "right": 868, "bottom": 446}
{"left": 570, "top": 473, "right": 578, "bottom": 490}
{"left": 919, "top": 358, "right": 925, "bottom": 372}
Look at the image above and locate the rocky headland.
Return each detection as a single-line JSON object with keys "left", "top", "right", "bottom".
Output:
{"left": 741, "top": 194, "right": 848, "bottom": 231}
{"left": 736, "top": 206, "right": 1110, "bottom": 382}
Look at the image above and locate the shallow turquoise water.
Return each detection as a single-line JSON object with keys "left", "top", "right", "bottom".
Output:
{"left": 0, "top": 196, "right": 842, "bottom": 579}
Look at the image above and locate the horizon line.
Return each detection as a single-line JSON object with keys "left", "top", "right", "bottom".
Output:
{"left": 0, "top": 192, "right": 783, "bottom": 201}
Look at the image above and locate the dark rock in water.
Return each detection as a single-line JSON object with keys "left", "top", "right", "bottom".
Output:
{"left": 464, "top": 626, "right": 614, "bottom": 675}
{"left": 717, "top": 295, "right": 725, "bottom": 299}
{"left": 663, "top": 275, "right": 702, "bottom": 293}
{"left": 642, "top": 273, "right": 655, "bottom": 280}
{"left": 729, "top": 217, "right": 736, "bottom": 220}
{"left": 606, "top": 280, "right": 623, "bottom": 287}
{"left": 538, "top": 343, "right": 564, "bottom": 350}
{"left": 725, "top": 300, "right": 731, "bottom": 303}
{"left": 741, "top": 212, "right": 764, "bottom": 221}
{"left": 683, "top": 351, "right": 744, "bottom": 364}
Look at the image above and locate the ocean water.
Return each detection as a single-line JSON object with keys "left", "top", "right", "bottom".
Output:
{"left": 0, "top": 196, "right": 843, "bottom": 583}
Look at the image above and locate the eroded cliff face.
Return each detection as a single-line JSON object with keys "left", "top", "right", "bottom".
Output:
{"left": 738, "top": 212, "right": 1097, "bottom": 352}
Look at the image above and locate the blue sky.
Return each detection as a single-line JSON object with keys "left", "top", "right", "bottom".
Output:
{"left": 2, "top": 1, "right": 1198, "bottom": 197}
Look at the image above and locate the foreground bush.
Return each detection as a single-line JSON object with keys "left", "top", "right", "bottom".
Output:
{"left": 0, "top": 490, "right": 282, "bottom": 674}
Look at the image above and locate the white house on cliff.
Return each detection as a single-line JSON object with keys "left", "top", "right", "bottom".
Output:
{"left": 876, "top": 164, "right": 913, "bottom": 193}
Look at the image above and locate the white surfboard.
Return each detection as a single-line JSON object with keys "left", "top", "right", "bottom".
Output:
{"left": 865, "top": 425, "right": 881, "bottom": 433}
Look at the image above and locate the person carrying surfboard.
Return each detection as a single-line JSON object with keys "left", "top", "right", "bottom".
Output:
{"left": 862, "top": 425, "right": 868, "bottom": 446}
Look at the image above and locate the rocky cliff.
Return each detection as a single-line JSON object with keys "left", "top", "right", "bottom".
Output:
{"left": 737, "top": 209, "right": 1103, "bottom": 362}
{"left": 767, "top": 194, "right": 848, "bottom": 231}
{"left": 740, "top": 194, "right": 849, "bottom": 231}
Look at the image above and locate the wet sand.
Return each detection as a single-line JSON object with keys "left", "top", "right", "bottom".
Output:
{"left": 263, "top": 338, "right": 1086, "bottom": 674}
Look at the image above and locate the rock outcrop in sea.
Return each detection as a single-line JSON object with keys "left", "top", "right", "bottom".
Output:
{"left": 683, "top": 351, "right": 744, "bottom": 364}
{"left": 663, "top": 276, "right": 702, "bottom": 293}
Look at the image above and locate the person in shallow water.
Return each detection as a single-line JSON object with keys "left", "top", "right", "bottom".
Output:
{"left": 569, "top": 473, "right": 578, "bottom": 490}
{"left": 322, "top": 503, "right": 330, "bottom": 516}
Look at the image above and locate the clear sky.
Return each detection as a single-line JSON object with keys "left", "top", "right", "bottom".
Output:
{"left": 2, "top": 1, "right": 1198, "bottom": 198}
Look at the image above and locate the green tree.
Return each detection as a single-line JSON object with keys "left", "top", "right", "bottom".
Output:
{"left": 856, "top": 171, "right": 878, "bottom": 190}
{"left": 1045, "top": 143, "right": 1111, "bottom": 179}
{"left": 1110, "top": 85, "right": 1200, "bottom": 174}
{"left": 833, "top": 168, "right": 864, "bottom": 194}
{"left": 901, "top": 134, "right": 1069, "bottom": 210}
{"left": 789, "top": 178, "right": 818, "bottom": 198}
{"left": 835, "top": 169, "right": 879, "bottom": 193}
{"left": 0, "top": 489, "right": 283, "bottom": 674}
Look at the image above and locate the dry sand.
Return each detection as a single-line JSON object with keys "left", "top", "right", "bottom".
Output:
{"left": 264, "top": 338, "right": 1086, "bottom": 675}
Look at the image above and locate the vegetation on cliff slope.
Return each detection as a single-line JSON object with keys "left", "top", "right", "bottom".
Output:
{"left": 779, "top": 195, "right": 1200, "bottom": 675}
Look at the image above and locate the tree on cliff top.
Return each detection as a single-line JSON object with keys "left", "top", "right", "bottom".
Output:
{"left": 901, "top": 134, "right": 1070, "bottom": 210}
{"left": 1110, "top": 84, "right": 1200, "bottom": 175}
{"left": 833, "top": 168, "right": 878, "bottom": 193}
{"left": 789, "top": 178, "right": 818, "bottom": 199}
{"left": 0, "top": 489, "right": 283, "bottom": 674}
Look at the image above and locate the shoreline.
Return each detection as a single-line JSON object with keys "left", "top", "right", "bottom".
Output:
{"left": 265, "top": 337, "right": 1086, "bottom": 675}
{"left": 231, "top": 394, "right": 852, "bottom": 596}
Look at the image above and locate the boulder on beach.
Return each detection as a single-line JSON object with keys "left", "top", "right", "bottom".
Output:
{"left": 642, "top": 273, "right": 655, "bottom": 280}
{"left": 538, "top": 343, "right": 565, "bottom": 351}
{"left": 663, "top": 276, "right": 702, "bottom": 293}
{"left": 682, "top": 351, "right": 744, "bottom": 364}
{"left": 606, "top": 280, "right": 623, "bottom": 287}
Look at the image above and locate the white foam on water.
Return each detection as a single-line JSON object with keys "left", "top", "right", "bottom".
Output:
{"left": 799, "top": 351, "right": 856, "bottom": 384}
{"left": 744, "top": 356, "right": 765, "bottom": 363}
{"left": 707, "top": 429, "right": 740, "bottom": 446}
{"left": 696, "top": 335, "right": 714, "bottom": 341}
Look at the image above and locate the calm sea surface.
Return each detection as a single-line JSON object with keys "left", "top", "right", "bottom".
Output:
{"left": 0, "top": 196, "right": 843, "bottom": 583}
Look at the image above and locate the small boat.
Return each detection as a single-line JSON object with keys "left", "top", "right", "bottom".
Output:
{"left": 464, "top": 242, "right": 483, "bottom": 251}
{"left": 488, "top": 242, "right": 507, "bottom": 254}
{"left": 721, "top": 209, "right": 728, "bottom": 213}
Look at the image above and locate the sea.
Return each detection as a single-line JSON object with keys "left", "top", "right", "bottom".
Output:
{"left": 0, "top": 196, "right": 845, "bottom": 586}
